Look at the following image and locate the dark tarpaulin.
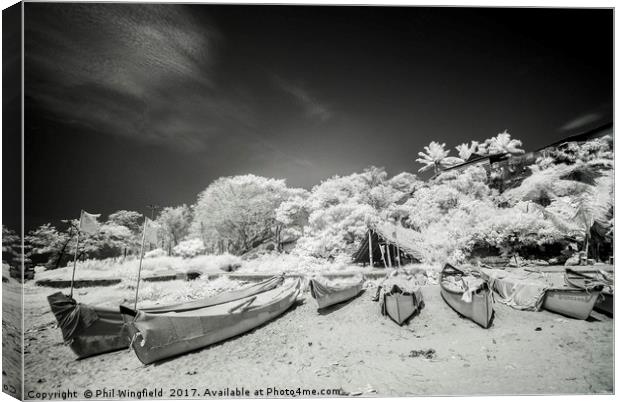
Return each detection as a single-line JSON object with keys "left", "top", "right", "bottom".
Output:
{"left": 47, "top": 292, "right": 131, "bottom": 358}
{"left": 47, "top": 292, "right": 99, "bottom": 342}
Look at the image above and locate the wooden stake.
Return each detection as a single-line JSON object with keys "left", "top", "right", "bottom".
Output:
{"left": 367, "top": 230, "right": 374, "bottom": 268}
{"left": 134, "top": 217, "right": 149, "bottom": 310}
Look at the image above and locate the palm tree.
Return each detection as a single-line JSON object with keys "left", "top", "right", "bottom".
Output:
{"left": 505, "top": 161, "right": 613, "bottom": 263}
{"left": 484, "top": 130, "right": 525, "bottom": 155}
{"left": 455, "top": 141, "right": 480, "bottom": 160}
{"left": 416, "top": 141, "right": 463, "bottom": 174}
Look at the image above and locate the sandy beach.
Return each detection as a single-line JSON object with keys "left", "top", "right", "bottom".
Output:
{"left": 23, "top": 279, "right": 613, "bottom": 398}
{"left": 3, "top": 279, "right": 22, "bottom": 400}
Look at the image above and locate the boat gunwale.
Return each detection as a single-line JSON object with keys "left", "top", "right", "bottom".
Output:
{"left": 439, "top": 263, "right": 490, "bottom": 297}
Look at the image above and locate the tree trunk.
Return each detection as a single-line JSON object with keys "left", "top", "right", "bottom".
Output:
{"left": 54, "top": 237, "right": 72, "bottom": 269}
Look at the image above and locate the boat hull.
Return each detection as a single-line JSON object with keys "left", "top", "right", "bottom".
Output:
{"left": 48, "top": 276, "right": 284, "bottom": 359}
{"left": 543, "top": 288, "right": 601, "bottom": 320}
{"left": 309, "top": 278, "right": 364, "bottom": 310}
{"left": 127, "top": 280, "right": 300, "bottom": 364}
{"left": 440, "top": 264, "right": 493, "bottom": 328}
{"left": 564, "top": 270, "right": 612, "bottom": 317}
{"left": 383, "top": 291, "right": 422, "bottom": 325}
{"left": 440, "top": 287, "right": 493, "bottom": 328}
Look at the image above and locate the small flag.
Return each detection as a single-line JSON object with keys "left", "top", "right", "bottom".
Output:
{"left": 79, "top": 210, "right": 101, "bottom": 235}
{"left": 143, "top": 218, "right": 160, "bottom": 245}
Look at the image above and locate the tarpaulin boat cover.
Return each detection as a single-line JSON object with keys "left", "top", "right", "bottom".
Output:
{"left": 138, "top": 275, "right": 285, "bottom": 313}
{"left": 47, "top": 292, "right": 100, "bottom": 342}
{"left": 47, "top": 292, "right": 131, "bottom": 358}
{"left": 308, "top": 276, "right": 364, "bottom": 309}
{"left": 480, "top": 268, "right": 549, "bottom": 311}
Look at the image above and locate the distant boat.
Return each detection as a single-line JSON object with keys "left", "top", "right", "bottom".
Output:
{"left": 122, "top": 279, "right": 300, "bottom": 364}
{"left": 378, "top": 275, "right": 424, "bottom": 325}
{"left": 440, "top": 263, "right": 493, "bottom": 328}
{"left": 47, "top": 275, "right": 285, "bottom": 359}
{"left": 308, "top": 276, "right": 364, "bottom": 310}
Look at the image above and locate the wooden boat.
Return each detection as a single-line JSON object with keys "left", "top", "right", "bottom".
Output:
{"left": 543, "top": 286, "right": 602, "bottom": 320}
{"left": 382, "top": 285, "right": 424, "bottom": 325}
{"left": 440, "top": 263, "right": 493, "bottom": 328}
{"left": 564, "top": 269, "right": 613, "bottom": 316}
{"left": 123, "top": 279, "right": 301, "bottom": 364}
{"left": 308, "top": 276, "right": 364, "bottom": 310}
{"left": 47, "top": 275, "right": 284, "bottom": 359}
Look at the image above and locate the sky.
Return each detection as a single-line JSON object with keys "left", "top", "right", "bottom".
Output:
{"left": 14, "top": 4, "right": 613, "bottom": 231}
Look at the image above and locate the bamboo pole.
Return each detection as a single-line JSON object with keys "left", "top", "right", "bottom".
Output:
{"left": 69, "top": 222, "right": 81, "bottom": 299}
{"left": 133, "top": 218, "right": 149, "bottom": 310}
{"left": 367, "top": 230, "right": 374, "bottom": 268}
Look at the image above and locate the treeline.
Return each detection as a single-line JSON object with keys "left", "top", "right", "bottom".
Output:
{"left": 2, "top": 130, "right": 614, "bottom": 271}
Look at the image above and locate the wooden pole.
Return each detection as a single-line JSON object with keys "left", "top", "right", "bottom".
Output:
{"left": 69, "top": 226, "right": 81, "bottom": 299}
{"left": 379, "top": 245, "right": 388, "bottom": 269}
{"left": 397, "top": 245, "right": 401, "bottom": 268}
{"left": 367, "top": 230, "right": 374, "bottom": 268}
{"left": 386, "top": 243, "right": 392, "bottom": 268}
{"left": 134, "top": 218, "right": 149, "bottom": 310}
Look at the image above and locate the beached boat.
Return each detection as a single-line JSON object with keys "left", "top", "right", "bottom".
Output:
{"left": 47, "top": 275, "right": 285, "bottom": 359}
{"left": 123, "top": 279, "right": 301, "bottom": 364}
{"left": 308, "top": 276, "right": 364, "bottom": 309}
{"left": 543, "top": 286, "right": 602, "bottom": 320}
{"left": 440, "top": 264, "right": 493, "bottom": 328}
{"left": 378, "top": 275, "right": 424, "bottom": 325}
{"left": 563, "top": 269, "right": 611, "bottom": 316}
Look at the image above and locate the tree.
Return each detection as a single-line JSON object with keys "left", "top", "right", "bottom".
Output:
{"left": 455, "top": 141, "right": 480, "bottom": 160}
{"left": 191, "top": 175, "right": 294, "bottom": 254}
{"left": 25, "top": 224, "right": 72, "bottom": 269}
{"left": 504, "top": 160, "right": 613, "bottom": 263}
{"left": 108, "top": 210, "right": 143, "bottom": 235}
{"left": 106, "top": 210, "right": 143, "bottom": 256}
{"left": 2, "top": 226, "right": 20, "bottom": 267}
{"left": 416, "top": 141, "right": 463, "bottom": 174}
{"left": 157, "top": 205, "right": 192, "bottom": 254}
{"left": 481, "top": 130, "right": 525, "bottom": 155}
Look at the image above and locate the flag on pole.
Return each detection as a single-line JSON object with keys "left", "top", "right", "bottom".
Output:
{"left": 144, "top": 218, "right": 160, "bottom": 245}
{"left": 79, "top": 210, "right": 101, "bottom": 235}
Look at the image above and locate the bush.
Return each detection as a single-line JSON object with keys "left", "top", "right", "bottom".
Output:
{"left": 172, "top": 238, "right": 206, "bottom": 258}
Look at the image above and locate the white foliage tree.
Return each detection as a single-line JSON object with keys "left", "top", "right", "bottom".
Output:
{"left": 416, "top": 141, "right": 463, "bottom": 174}
{"left": 191, "top": 175, "right": 295, "bottom": 254}
{"left": 483, "top": 130, "right": 525, "bottom": 155}
{"left": 455, "top": 141, "right": 480, "bottom": 160}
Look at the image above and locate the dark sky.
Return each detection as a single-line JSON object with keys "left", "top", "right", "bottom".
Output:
{"left": 19, "top": 4, "right": 613, "bottom": 231}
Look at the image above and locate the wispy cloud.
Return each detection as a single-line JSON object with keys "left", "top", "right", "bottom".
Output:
{"left": 273, "top": 76, "right": 332, "bottom": 122}
{"left": 559, "top": 112, "right": 603, "bottom": 132}
{"left": 26, "top": 4, "right": 255, "bottom": 152}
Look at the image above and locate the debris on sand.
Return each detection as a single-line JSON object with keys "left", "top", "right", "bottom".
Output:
{"left": 409, "top": 348, "right": 436, "bottom": 359}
